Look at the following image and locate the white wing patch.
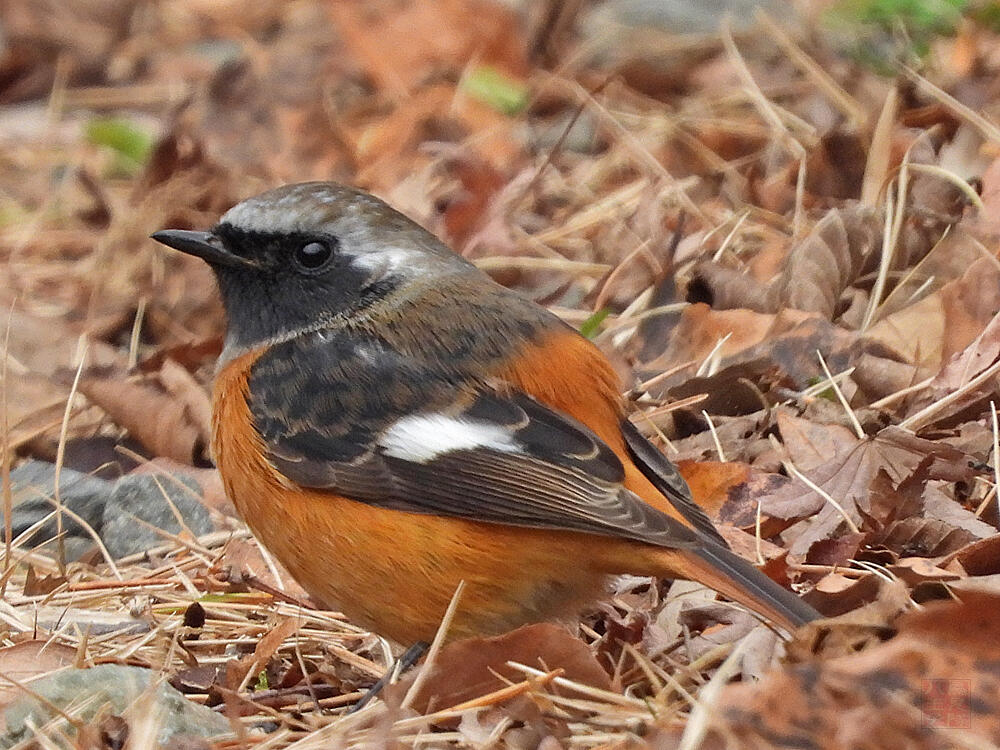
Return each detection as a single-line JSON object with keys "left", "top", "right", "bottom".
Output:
{"left": 380, "top": 414, "right": 521, "bottom": 463}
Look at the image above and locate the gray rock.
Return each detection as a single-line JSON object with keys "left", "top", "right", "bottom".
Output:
{"left": 6, "top": 461, "right": 111, "bottom": 559}
{"left": 530, "top": 110, "right": 601, "bottom": 154}
{"left": 586, "top": 0, "right": 792, "bottom": 36}
{"left": 7, "top": 462, "right": 216, "bottom": 559}
{"left": 1, "top": 664, "right": 230, "bottom": 747}
{"left": 102, "top": 474, "right": 214, "bottom": 558}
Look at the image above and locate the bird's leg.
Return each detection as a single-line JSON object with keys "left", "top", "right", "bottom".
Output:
{"left": 349, "top": 640, "right": 429, "bottom": 713}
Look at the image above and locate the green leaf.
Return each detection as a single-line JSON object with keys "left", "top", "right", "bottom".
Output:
{"left": 824, "top": 0, "right": 969, "bottom": 72}
{"left": 255, "top": 669, "right": 269, "bottom": 691}
{"left": 85, "top": 117, "right": 153, "bottom": 173}
{"left": 579, "top": 308, "right": 611, "bottom": 339}
{"left": 196, "top": 592, "right": 263, "bottom": 603}
{"left": 461, "top": 66, "right": 528, "bottom": 115}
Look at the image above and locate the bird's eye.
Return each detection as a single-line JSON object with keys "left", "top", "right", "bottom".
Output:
{"left": 294, "top": 240, "right": 334, "bottom": 271}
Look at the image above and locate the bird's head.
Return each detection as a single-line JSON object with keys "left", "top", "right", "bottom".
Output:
{"left": 152, "top": 181, "right": 473, "bottom": 353}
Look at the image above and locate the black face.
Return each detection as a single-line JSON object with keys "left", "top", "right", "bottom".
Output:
{"left": 154, "top": 222, "right": 401, "bottom": 350}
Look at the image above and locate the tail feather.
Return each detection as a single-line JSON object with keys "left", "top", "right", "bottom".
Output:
{"left": 669, "top": 543, "right": 820, "bottom": 631}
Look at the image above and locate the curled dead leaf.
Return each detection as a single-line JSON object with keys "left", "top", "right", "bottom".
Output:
{"left": 77, "top": 361, "right": 212, "bottom": 466}
{"left": 395, "top": 623, "right": 610, "bottom": 714}
{"left": 689, "top": 205, "right": 880, "bottom": 319}
{"left": 695, "top": 591, "right": 1000, "bottom": 748}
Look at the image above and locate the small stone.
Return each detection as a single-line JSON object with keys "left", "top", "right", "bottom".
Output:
{"left": 586, "top": 0, "right": 792, "bottom": 36}
{"left": 0, "top": 664, "right": 230, "bottom": 747}
{"left": 6, "top": 461, "right": 110, "bottom": 559}
{"left": 102, "top": 474, "right": 215, "bottom": 558}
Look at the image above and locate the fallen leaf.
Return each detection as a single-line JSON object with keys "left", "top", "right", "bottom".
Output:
{"left": 689, "top": 205, "right": 880, "bottom": 319}
{"left": 77, "top": 362, "right": 212, "bottom": 466}
{"left": 861, "top": 254, "right": 1000, "bottom": 379}
{"left": 760, "top": 427, "right": 974, "bottom": 555}
{"left": 945, "top": 534, "right": 1000, "bottom": 576}
{"left": 678, "top": 591, "right": 1000, "bottom": 749}
{"left": 777, "top": 410, "right": 859, "bottom": 471}
{"left": 903, "top": 309, "right": 1000, "bottom": 428}
{"left": 0, "top": 640, "right": 76, "bottom": 710}
{"left": 328, "top": 0, "right": 527, "bottom": 97}
{"left": 655, "top": 304, "right": 775, "bottom": 370}
{"left": 398, "top": 623, "right": 610, "bottom": 713}
{"left": 675, "top": 460, "right": 750, "bottom": 519}
{"left": 888, "top": 557, "right": 960, "bottom": 585}
{"left": 215, "top": 538, "right": 313, "bottom": 605}
{"left": 225, "top": 617, "right": 300, "bottom": 690}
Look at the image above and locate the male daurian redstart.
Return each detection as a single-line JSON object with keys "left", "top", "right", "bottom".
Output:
{"left": 152, "top": 182, "right": 818, "bottom": 644}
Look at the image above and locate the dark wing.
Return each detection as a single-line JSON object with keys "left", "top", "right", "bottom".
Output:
{"left": 620, "top": 419, "right": 728, "bottom": 547}
{"left": 248, "top": 332, "right": 705, "bottom": 550}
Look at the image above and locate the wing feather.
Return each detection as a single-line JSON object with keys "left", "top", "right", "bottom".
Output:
{"left": 249, "top": 332, "right": 707, "bottom": 550}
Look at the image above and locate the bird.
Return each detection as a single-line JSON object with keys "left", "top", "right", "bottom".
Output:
{"left": 152, "top": 181, "right": 819, "bottom": 646}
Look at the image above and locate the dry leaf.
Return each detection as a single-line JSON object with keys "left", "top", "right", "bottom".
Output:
{"left": 761, "top": 427, "right": 973, "bottom": 555}
{"left": 675, "top": 460, "right": 750, "bottom": 518}
{"left": 77, "top": 362, "right": 212, "bottom": 466}
{"left": 689, "top": 206, "right": 880, "bottom": 319}
{"left": 225, "top": 617, "right": 300, "bottom": 690}
{"left": 777, "top": 410, "right": 859, "bottom": 472}
{"left": 861, "top": 255, "right": 1000, "bottom": 379}
{"left": 328, "top": 0, "right": 527, "bottom": 96}
{"left": 681, "top": 591, "right": 1000, "bottom": 749}
{"left": 398, "top": 623, "right": 610, "bottom": 713}
{"left": 0, "top": 640, "right": 77, "bottom": 710}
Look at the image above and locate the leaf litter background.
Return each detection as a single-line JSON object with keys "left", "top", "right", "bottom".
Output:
{"left": 2, "top": 0, "right": 1000, "bottom": 747}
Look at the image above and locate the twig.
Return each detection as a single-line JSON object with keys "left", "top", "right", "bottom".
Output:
{"left": 701, "top": 411, "right": 726, "bottom": 462}
{"left": 53, "top": 341, "right": 89, "bottom": 574}
{"left": 816, "top": 350, "right": 865, "bottom": 439}
{"left": 900, "top": 357, "right": 1000, "bottom": 431}
{"left": 401, "top": 580, "right": 466, "bottom": 710}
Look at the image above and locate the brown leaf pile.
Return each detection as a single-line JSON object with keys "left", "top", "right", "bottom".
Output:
{"left": 3, "top": 0, "right": 1000, "bottom": 747}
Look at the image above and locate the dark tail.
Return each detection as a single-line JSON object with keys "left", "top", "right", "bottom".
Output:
{"left": 679, "top": 543, "right": 820, "bottom": 630}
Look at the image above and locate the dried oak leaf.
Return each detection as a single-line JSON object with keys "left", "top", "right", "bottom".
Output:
{"left": 77, "top": 359, "right": 212, "bottom": 466}
{"left": 689, "top": 205, "right": 880, "bottom": 319}
{"left": 396, "top": 623, "right": 610, "bottom": 714}
{"left": 760, "top": 427, "right": 973, "bottom": 556}
{"left": 672, "top": 590, "right": 1000, "bottom": 750}
{"left": 860, "top": 254, "right": 1000, "bottom": 381}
